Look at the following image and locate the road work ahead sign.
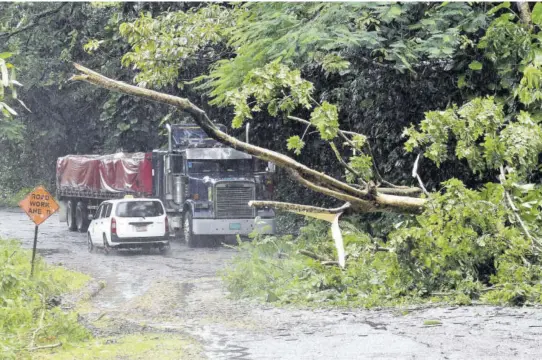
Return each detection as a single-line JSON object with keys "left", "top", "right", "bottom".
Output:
{"left": 19, "top": 186, "right": 59, "bottom": 225}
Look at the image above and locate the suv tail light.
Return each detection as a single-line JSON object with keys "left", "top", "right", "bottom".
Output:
{"left": 165, "top": 216, "right": 169, "bottom": 234}
{"left": 111, "top": 217, "right": 117, "bottom": 235}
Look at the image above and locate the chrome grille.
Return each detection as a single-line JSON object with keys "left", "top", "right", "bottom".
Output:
{"left": 215, "top": 184, "right": 255, "bottom": 218}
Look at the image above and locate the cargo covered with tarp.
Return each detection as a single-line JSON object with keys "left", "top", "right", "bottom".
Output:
{"left": 56, "top": 153, "right": 153, "bottom": 199}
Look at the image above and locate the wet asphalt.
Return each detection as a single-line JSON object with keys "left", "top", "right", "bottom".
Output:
{"left": 1, "top": 208, "right": 542, "bottom": 359}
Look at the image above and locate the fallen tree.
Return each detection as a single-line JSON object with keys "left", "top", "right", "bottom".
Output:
{"left": 70, "top": 63, "right": 426, "bottom": 216}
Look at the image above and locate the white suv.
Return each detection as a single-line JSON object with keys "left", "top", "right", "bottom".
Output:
{"left": 87, "top": 198, "right": 170, "bottom": 254}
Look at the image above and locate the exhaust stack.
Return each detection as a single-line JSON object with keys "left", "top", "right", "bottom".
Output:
{"left": 246, "top": 122, "right": 250, "bottom": 144}
{"left": 165, "top": 123, "right": 172, "bottom": 152}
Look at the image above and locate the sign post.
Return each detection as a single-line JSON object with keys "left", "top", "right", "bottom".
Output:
{"left": 18, "top": 186, "right": 59, "bottom": 277}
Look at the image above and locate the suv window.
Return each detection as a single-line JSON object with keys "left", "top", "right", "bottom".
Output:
{"left": 105, "top": 203, "right": 112, "bottom": 217}
{"left": 115, "top": 201, "right": 165, "bottom": 218}
{"left": 96, "top": 204, "right": 104, "bottom": 219}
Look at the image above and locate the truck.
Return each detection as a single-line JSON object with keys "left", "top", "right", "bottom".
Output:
{"left": 56, "top": 123, "right": 276, "bottom": 247}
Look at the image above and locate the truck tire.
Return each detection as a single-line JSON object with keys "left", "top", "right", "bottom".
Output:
{"left": 66, "top": 200, "right": 77, "bottom": 231}
{"left": 183, "top": 212, "right": 198, "bottom": 248}
{"left": 75, "top": 201, "right": 89, "bottom": 232}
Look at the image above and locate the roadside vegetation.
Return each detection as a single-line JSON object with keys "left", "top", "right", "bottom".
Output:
{"left": 0, "top": 239, "right": 90, "bottom": 359}
{"left": 224, "top": 179, "right": 542, "bottom": 308}
{"left": 0, "top": 187, "right": 32, "bottom": 208}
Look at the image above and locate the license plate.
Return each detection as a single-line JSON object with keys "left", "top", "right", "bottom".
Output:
{"left": 135, "top": 225, "right": 147, "bottom": 232}
{"left": 229, "top": 223, "right": 241, "bottom": 230}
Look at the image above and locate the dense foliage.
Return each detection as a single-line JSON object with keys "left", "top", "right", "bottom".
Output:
{"left": 0, "top": 239, "right": 90, "bottom": 359}
{"left": 225, "top": 179, "right": 542, "bottom": 307}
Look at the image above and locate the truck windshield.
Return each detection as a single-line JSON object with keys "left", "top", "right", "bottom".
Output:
{"left": 187, "top": 159, "right": 253, "bottom": 174}
{"left": 116, "top": 201, "right": 165, "bottom": 218}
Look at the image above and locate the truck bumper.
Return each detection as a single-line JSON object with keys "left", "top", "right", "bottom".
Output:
{"left": 192, "top": 218, "right": 276, "bottom": 236}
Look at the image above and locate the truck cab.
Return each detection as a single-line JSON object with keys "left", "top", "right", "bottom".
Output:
{"left": 152, "top": 124, "right": 276, "bottom": 246}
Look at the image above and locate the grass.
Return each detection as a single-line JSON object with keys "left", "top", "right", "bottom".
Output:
{"left": 0, "top": 239, "right": 91, "bottom": 359}
{"left": 34, "top": 333, "right": 202, "bottom": 360}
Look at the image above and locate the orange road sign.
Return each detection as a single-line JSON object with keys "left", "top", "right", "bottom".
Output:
{"left": 19, "top": 186, "right": 59, "bottom": 225}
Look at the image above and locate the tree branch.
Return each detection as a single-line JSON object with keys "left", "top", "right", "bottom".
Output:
{"left": 329, "top": 142, "right": 367, "bottom": 186}
{"left": 288, "top": 115, "right": 419, "bottom": 193}
{"left": 249, "top": 201, "right": 351, "bottom": 214}
{"left": 29, "top": 343, "right": 62, "bottom": 351}
{"left": 0, "top": 4, "right": 68, "bottom": 40}
{"left": 517, "top": 1, "right": 532, "bottom": 25}
{"left": 299, "top": 249, "right": 329, "bottom": 261}
{"left": 70, "top": 63, "right": 427, "bottom": 214}
{"left": 499, "top": 166, "right": 542, "bottom": 251}
{"left": 412, "top": 153, "right": 429, "bottom": 196}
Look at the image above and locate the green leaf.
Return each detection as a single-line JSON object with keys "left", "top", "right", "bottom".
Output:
{"left": 469, "top": 61, "right": 483, "bottom": 71}
{"left": 0, "top": 52, "right": 13, "bottom": 60}
{"left": 458, "top": 74, "right": 466, "bottom": 89}
{"left": 286, "top": 135, "right": 305, "bottom": 156}
{"left": 310, "top": 102, "right": 340, "bottom": 141}
{"left": 532, "top": 3, "right": 542, "bottom": 26}
{"left": 487, "top": 2, "right": 510, "bottom": 16}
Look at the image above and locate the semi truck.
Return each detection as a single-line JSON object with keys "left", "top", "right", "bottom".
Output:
{"left": 56, "top": 123, "right": 276, "bottom": 247}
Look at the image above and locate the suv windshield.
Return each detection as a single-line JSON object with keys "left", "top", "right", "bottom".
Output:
{"left": 116, "top": 201, "right": 165, "bottom": 218}
{"left": 187, "top": 159, "right": 253, "bottom": 174}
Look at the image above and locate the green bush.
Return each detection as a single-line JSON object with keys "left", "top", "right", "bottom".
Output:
{"left": 0, "top": 187, "right": 33, "bottom": 208}
{"left": 0, "top": 239, "right": 91, "bottom": 359}
{"left": 223, "top": 179, "right": 542, "bottom": 308}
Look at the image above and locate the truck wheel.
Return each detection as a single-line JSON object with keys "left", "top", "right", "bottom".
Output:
{"left": 183, "top": 212, "right": 198, "bottom": 248}
{"left": 66, "top": 200, "right": 77, "bottom": 231}
{"left": 76, "top": 201, "right": 89, "bottom": 232}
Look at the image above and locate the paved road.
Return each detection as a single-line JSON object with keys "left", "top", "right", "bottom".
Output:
{"left": 1, "top": 208, "right": 542, "bottom": 359}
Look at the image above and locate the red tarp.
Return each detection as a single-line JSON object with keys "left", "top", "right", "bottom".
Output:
{"left": 56, "top": 153, "right": 153, "bottom": 196}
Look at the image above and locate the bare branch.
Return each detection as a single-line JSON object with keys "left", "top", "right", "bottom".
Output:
{"left": 288, "top": 115, "right": 359, "bottom": 136}
{"left": 288, "top": 115, "right": 417, "bottom": 191}
{"left": 28, "top": 343, "right": 62, "bottom": 351}
{"left": 365, "top": 139, "right": 401, "bottom": 188}
{"left": 412, "top": 154, "right": 429, "bottom": 196}
{"left": 518, "top": 1, "right": 532, "bottom": 25}
{"left": 249, "top": 201, "right": 351, "bottom": 214}
{"left": 299, "top": 249, "right": 329, "bottom": 261}
{"left": 286, "top": 169, "right": 373, "bottom": 210}
{"left": 329, "top": 142, "right": 367, "bottom": 186}
{"left": 499, "top": 166, "right": 542, "bottom": 251}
